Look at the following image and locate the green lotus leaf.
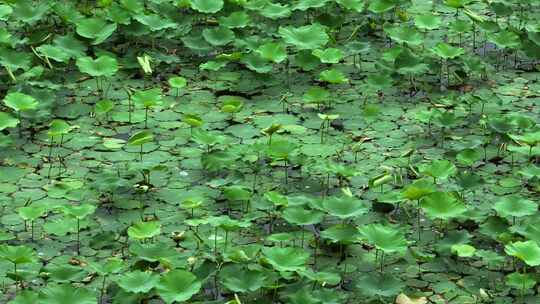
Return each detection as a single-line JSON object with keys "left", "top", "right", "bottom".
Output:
{"left": 293, "top": 0, "right": 331, "bottom": 11}
{"left": 9, "top": 290, "right": 39, "bottom": 304}
{"left": 221, "top": 96, "right": 244, "bottom": 113}
{"left": 75, "top": 17, "right": 117, "bottom": 44}
{"left": 257, "top": 42, "right": 287, "bottom": 63}
{"left": 319, "top": 69, "right": 348, "bottom": 84}
{"left": 53, "top": 35, "right": 87, "bottom": 60}
{"left": 127, "top": 130, "right": 153, "bottom": 146}
{"left": 116, "top": 270, "right": 159, "bottom": 293}
{"left": 132, "top": 88, "right": 162, "bottom": 108}
{"left": 219, "top": 264, "right": 267, "bottom": 292}
{"left": 506, "top": 272, "right": 536, "bottom": 290}
{"left": 415, "top": 14, "right": 442, "bottom": 30}
{"left": 279, "top": 23, "right": 329, "bottom": 50}
{"left": 95, "top": 99, "right": 114, "bottom": 115}
{"left": 336, "top": 0, "right": 365, "bottom": 12}
{"left": 18, "top": 205, "right": 47, "bottom": 221}
{"left": 356, "top": 273, "right": 404, "bottom": 297}
{"left": 451, "top": 244, "right": 476, "bottom": 257}
{"left": 134, "top": 14, "right": 177, "bottom": 31}
{"left": 385, "top": 26, "right": 423, "bottom": 46}
{"left": 155, "top": 269, "right": 201, "bottom": 304}
{"left": 127, "top": 221, "right": 161, "bottom": 240}
{"left": 207, "top": 215, "right": 251, "bottom": 230}
{"left": 488, "top": 30, "right": 521, "bottom": 49}
{"left": 36, "top": 45, "right": 71, "bottom": 63}
{"left": 431, "top": 43, "right": 465, "bottom": 59}
{"left": 286, "top": 287, "right": 322, "bottom": 304}
{"left": 303, "top": 87, "right": 330, "bottom": 104}
{"left": 262, "top": 246, "right": 310, "bottom": 272}
{"left": 3, "top": 92, "right": 38, "bottom": 112}
{"left": 322, "top": 196, "right": 369, "bottom": 219}
{"left": 321, "top": 223, "right": 361, "bottom": 244}
{"left": 299, "top": 269, "right": 341, "bottom": 286}
{"left": 219, "top": 11, "right": 251, "bottom": 28}
{"left": 493, "top": 195, "right": 537, "bottom": 218}
{"left": 88, "top": 257, "right": 125, "bottom": 275}
{"left": 444, "top": 0, "right": 472, "bottom": 9}
{"left": 312, "top": 48, "right": 344, "bottom": 64}
{"left": 168, "top": 76, "right": 187, "bottom": 89}
{"left": 48, "top": 119, "right": 75, "bottom": 137}
{"left": 0, "top": 245, "right": 36, "bottom": 265}
{"left": 259, "top": 3, "right": 292, "bottom": 19}
{"left": 282, "top": 206, "right": 324, "bottom": 225}
{"left": 203, "top": 26, "right": 235, "bottom": 46}
{"left": 420, "top": 192, "right": 467, "bottom": 220}
{"left": 509, "top": 130, "right": 540, "bottom": 146}
{"left": 366, "top": 73, "right": 393, "bottom": 89}
{"left": 358, "top": 223, "right": 407, "bottom": 254}
{"left": 129, "top": 242, "right": 178, "bottom": 263}
{"left": 183, "top": 114, "right": 204, "bottom": 128}
{"left": 39, "top": 284, "right": 96, "bottom": 304}
{"left": 11, "top": 1, "right": 49, "bottom": 24}
{"left": 0, "top": 4, "right": 13, "bottom": 21}
{"left": 0, "top": 48, "right": 32, "bottom": 72}
{"left": 62, "top": 204, "right": 96, "bottom": 219}
{"left": 200, "top": 60, "right": 228, "bottom": 71}
{"left": 418, "top": 159, "right": 457, "bottom": 181}
{"left": 395, "top": 49, "right": 429, "bottom": 75}
{"left": 240, "top": 52, "right": 273, "bottom": 73}
{"left": 76, "top": 55, "right": 118, "bottom": 77}
{"left": 505, "top": 241, "right": 540, "bottom": 266}
{"left": 191, "top": 0, "right": 224, "bottom": 13}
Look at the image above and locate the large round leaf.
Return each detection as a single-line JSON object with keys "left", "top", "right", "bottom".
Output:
{"left": 3, "top": 92, "right": 38, "bottom": 112}
{"left": 75, "top": 17, "right": 117, "bottom": 44}
{"left": 116, "top": 270, "right": 159, "bottom": 293}
{"left": 420, "top": 192, "right": 467, "bottom": 220}
{"left": 279, "top": 23, "right": 329, "bottom": 50}
{"left": 127, "top": 221, "right": 161, "bottom": 240}
{"left": 322, "top": 196, "right": 369, "bottom": 219}
{"left": 493, "top": 195, "right": 537, "bottom": 218}
{"left": 219, "top": 264, "right": 267, "bottom": 292}
{"left": 0, "top": 112, "right": 19, "bottom": 131}
{"left": 505, "top": 241, "right": 540, "bottom": 266}
{"left": 358, "top": 223, "right": 407, "bottom": 254}
{"left": 191, "top": 0, "right": 224, "bottom": 13}
{"left": 39, "top": 284, "right": 96, "bottom": 304}
{"left": 76, "top": 55, "right": 118, "bottom": 77}
{"left": 282, "top": 206, "right": 324, "bottom": 225}
{"left": 202, "top": 26, "right": 235, "bottom": 46}
{"left": 262, "top": 247, "right": 310, "bottom": 272}
{"left": 155, "top": 269, "right": 201, "bottom": 304}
